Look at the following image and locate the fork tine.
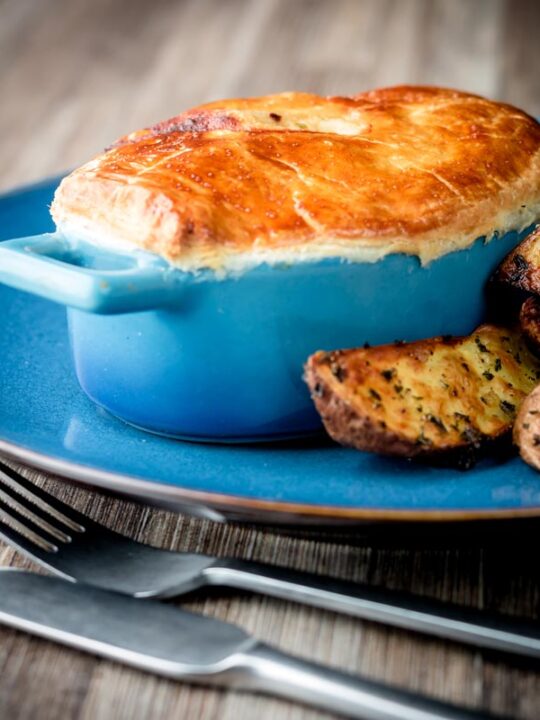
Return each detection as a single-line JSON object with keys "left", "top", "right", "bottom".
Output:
{"left": 0, "top": 486, "right": 72, "bottom": 544}
{"left": 0, "top": 507, "right": 76, "bottom": 581}
{"left": 0, "top": 461, "right": 86, "bottom": 532}
{"left": 0, "top": 507, "right": 59, "bottom": 555}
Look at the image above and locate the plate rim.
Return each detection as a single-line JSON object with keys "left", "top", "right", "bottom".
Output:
{"left": 3, "top": 438, "right": 540, "bottom": 524}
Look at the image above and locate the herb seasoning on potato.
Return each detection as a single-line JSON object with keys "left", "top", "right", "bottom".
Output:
{"left": 305, "top": 325, "right": 540, "bottom": 466}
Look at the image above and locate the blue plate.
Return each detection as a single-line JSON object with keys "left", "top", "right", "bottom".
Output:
{"left": 2, "top": 177, "right": 540, "bottom": 525}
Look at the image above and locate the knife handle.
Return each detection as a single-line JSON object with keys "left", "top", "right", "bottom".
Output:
{"left": 205, "top": 559, "right": 540, "bottom": 659}
{"left": 0, "top": 570, "right": 498, "bottom": 720}
{"left": 236, "top": 643, "right": 495, "bottom": 720}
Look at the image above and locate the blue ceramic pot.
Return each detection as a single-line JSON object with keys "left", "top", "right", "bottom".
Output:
{"left": 0, "top": 228, "right": 531, "bottom": 441}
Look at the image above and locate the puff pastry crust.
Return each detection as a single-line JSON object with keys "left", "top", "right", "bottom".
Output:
{"left": 51, "top": 86, "right": 540, "bottom": 273}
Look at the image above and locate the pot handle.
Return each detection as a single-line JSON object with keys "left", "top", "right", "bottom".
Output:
{"left": 0, "top": 234, "right": 181, "bottom": 314}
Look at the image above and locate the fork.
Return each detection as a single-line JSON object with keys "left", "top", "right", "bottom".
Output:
{"left": 1, "top": 459, "right": 540, "bottom": 659}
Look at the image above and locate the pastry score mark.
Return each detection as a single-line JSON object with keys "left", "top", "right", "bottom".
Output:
{"left": 125, "top": 146, "right": 195, "bottom": 183}
{"left": 255, "top": 153, "right": 353, "bottom": 194}
{"left": 292, "top": 191, "right": 326, "bottom": 234}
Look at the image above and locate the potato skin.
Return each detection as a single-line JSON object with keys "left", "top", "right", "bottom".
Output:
{"left": 491, "top": 225, "right": 540, "bottom": 296}
{"left": 514, "top": 385, "right": 540, "bottom": 471}
{"left": 304, "top": 356, "right": 425, "bottom": 458}
{"left": 520, "top": 296, "right": 540, "bottom": 356}
{"left": 305, "top": 325, "right": 540, "bottom": 466}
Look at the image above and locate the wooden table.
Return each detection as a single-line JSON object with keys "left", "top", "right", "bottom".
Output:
{"left": 1, "top": 1, "right": 540, "bottom": 718}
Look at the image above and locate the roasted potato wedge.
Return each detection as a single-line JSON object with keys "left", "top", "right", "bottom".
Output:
{"left": 305, "top": 325, "right": 540, "bottom": 465}
{"left": 490, "top": 225, "right": 540, "bottom": 296}
{"left": 520, "top": 296, "right": 540, "bottom": 356}
{"left": 487, "top": 226, "right": 540, "bottom": 324}
{"left": 514, "top": 384, "right": 540, "bottom": 471}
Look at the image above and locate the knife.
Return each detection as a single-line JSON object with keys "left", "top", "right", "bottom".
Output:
{"left": 0, "top": 569, "right": 498, "bottom": 720}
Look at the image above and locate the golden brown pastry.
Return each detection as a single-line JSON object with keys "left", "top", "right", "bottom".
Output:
{"left": 304, "top": 325, "right": 540, "bottom": 464}
{"left": 51, "top": 86, "right": 540, "bottom": 274}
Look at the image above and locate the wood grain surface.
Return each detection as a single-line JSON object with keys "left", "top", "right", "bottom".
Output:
{"left": 2, "top": 1, "right": 540, "bottom": 718}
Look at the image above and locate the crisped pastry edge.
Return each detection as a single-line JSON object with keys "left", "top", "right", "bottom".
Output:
{"left": 53, "top": 200, "right": 540, "bottom": 277}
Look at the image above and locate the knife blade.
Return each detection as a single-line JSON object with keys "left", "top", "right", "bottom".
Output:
{"left": 0, "top": 569, "right": 497, "bottom": 720}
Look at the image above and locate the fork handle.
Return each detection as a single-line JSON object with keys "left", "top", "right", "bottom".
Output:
{"left": 238, "top": 643, "right": 494, "bottom": 720}
{"left": 204, "top": 559, "right": 540, "bottom": 659}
